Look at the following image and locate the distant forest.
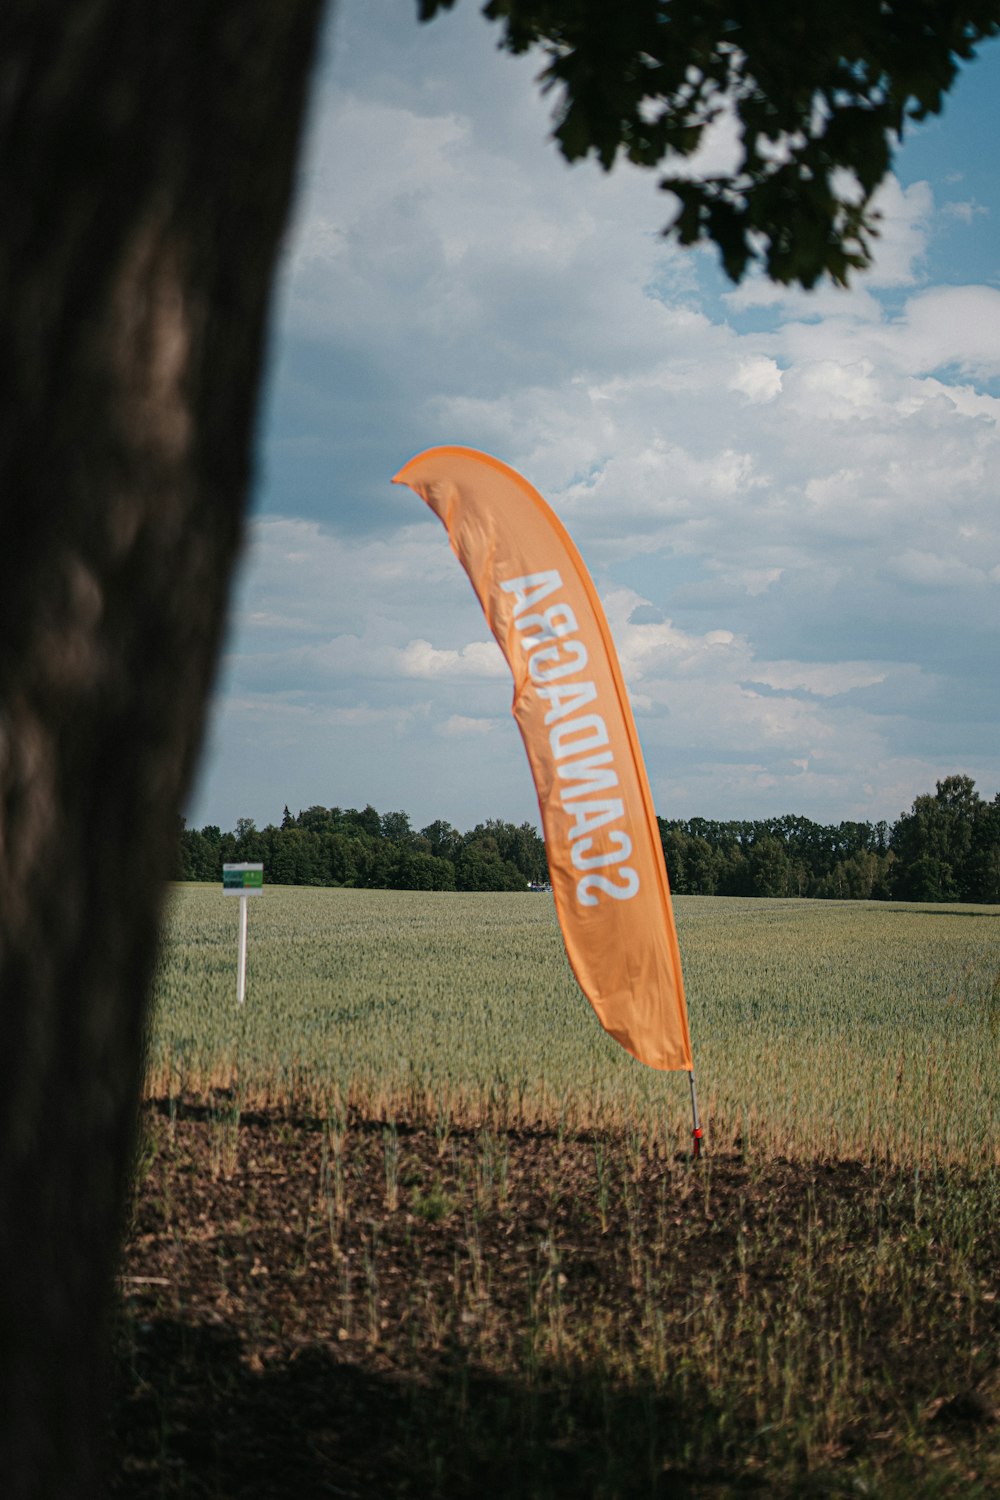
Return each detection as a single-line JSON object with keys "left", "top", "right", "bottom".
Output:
{"left": 179, "top": 774, "right": 1000, "bottom": 904}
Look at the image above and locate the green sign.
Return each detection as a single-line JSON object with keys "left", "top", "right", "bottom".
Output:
{"left": 223, "top": 863, "right": 264, "bottom": 894}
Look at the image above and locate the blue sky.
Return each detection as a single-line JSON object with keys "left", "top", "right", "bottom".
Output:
{"left": 188, "top": 1, "right": 1000, "bottom": 835}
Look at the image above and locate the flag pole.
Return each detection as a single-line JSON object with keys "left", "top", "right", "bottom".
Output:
{"left": 688, "top": 1071, "right": 703, "bottom": 1159}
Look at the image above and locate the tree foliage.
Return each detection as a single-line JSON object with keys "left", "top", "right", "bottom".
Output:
{"left": 890, "top": 774, "right": 1000, "bottom": 902}
{"left": 181, "top": 807, "right": 547, "bottom": 892}
{"left": 181, "top": 776, "right": 999, "bottom": 904}
{"left": 421, "top": 0, "right": 1000, "bottom": 286}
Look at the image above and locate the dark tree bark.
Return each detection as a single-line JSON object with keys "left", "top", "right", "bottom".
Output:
{"left": 0, "top": 4, "right": 325, "bottom": 1494}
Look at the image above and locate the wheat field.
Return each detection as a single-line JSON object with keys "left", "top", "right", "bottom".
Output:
{"left": 147, "top": 885, "right": 999, "bottom": 1166}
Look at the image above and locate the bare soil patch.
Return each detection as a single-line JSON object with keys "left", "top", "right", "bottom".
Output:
{"left": 109, "top": 1103, "right": 999, "bottom": 1497}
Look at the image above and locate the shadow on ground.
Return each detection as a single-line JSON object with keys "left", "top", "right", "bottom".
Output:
{"left": 110, "top": 1316, "right": 762, "bottom": 1500}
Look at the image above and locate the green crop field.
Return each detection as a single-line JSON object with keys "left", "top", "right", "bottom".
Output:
{"left": 147, "top": 885, "right": 1000, "bottom": 1166}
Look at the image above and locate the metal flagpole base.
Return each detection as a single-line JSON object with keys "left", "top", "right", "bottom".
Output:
{"left": 689, "top": 1071, "right": 703, "bottom": 1159}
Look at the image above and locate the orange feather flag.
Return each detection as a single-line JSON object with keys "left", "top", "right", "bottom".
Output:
{"left": 393, "top": 446, "right": 693, "bottom": 1072}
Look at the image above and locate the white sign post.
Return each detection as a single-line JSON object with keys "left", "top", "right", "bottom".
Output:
{"left": 222, "top": 863, "right": 263, "bottom": 1005}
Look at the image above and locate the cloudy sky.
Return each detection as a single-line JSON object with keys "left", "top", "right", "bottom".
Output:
{"left": 188, "top": 0, "right": 1000, "bottom": 836}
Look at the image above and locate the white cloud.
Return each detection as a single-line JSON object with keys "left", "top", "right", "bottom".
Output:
{"left": 886, "top": 285, "right": 1000, "bottom": 377}
{"left": 746, "top": 662, "right": 888, "bottom": 698}
{"left": 784, "top": 357, "right": 883, "bottom": 417}
{"left": 396, "top": 637, "right": 506, "bottom": 679}
{"left": 941, "top": 198, "right": 988, "bottom": 223}
{"left": 862, "top": 176, "right": 933, "bottom": 288}
{"left": 437, "top": 715, "right": 495, "bottom": 736}
{"left": 887, "top": 549, "right": 991, "bottom": 589}
{"left": 729, "top": 357, "right": 783, "bottom": 403}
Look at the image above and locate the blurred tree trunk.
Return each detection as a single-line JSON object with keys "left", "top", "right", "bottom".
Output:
{"left": 0, "top": 4, "right": 325, "bottom": 1494}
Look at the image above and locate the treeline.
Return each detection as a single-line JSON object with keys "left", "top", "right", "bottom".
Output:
{"left": 179, "top": 806, "right": 547, "bottom": 893}
{"left": 179, "top": 775, "right": 1000, "bottom": 903}
{"left": 661, "top": 775, "right": 999, "bottom": 901}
